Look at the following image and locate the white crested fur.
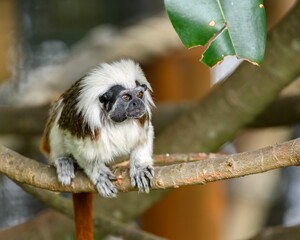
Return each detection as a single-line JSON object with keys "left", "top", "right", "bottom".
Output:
{"left": 62, "top": 119, "right": 147, "bottom": 167}
{"left": 49, "top": 110, "right": 152, "bottom": 185}
{"left": 130, "top": 122, "right": 154, "bottom": 167}
{"left": 49, "top": 102, "right": 150, "bottom": 164}
{"left": 76, "top": 59, "right": 155, "bottom": 133}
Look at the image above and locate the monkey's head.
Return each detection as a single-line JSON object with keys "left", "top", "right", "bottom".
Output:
{"left": 76, "top": 59, "right": 154, "bottom": 129}
{"left": 99, "top": 80, "right": 148, "bottom": 122}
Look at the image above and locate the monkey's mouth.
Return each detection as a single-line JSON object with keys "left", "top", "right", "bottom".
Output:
{"left": 126, "top": 108, "right": 146, "bottom": 119}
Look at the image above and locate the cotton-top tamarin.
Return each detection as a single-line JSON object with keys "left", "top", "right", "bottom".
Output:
{"left": 41, "top": 59, "right": 155, "bottom": 239}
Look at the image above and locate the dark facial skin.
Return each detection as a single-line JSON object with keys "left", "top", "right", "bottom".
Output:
{"left": 99, "top": 82, "right": 148, "bottom": 123}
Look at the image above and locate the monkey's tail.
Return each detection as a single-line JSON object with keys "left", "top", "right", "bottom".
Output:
{"left": 72, "top": 192, "right": 94, "bottom": 240}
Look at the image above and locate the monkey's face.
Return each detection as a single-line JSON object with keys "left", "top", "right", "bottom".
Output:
{"left": 99, "top": 81, "right": 148, "bottom": 123}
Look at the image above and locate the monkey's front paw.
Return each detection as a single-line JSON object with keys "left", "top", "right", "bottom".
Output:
{"left": 54, "top": 157, "right": 75, "bottom": 185}
{"left": 130, "top": 165, "right": 154, "bottom": 193}
{"left": 95, "top": 167, "right": 118, "bottom": 198}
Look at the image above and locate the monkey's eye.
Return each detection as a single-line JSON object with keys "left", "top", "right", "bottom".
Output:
{"left": 122, "top": 94, "right": 131, "bottom": 101}
{"left": 137, "top": 91, "right": 143, "bottom": 98}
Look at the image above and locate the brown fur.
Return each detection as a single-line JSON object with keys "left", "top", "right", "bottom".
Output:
{"left": 41, "top": 78, "right": 101, "bottom": 157}
{"left": 40, "top": 100, "right": 62, "bottom": 156}
{"left": 58, "top": 79, "right": 98, "bottom": 139}
{"left": 138, "top": 113, "right": 148, "bottom": 127}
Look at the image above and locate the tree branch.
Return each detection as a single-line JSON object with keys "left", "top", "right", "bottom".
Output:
{"left": 1, "top": 139, "right": 299, "bottom": 193}
{"left": 249, "top": 225, "right": 300, "bottom": 240}
{"left": 249, "top": 95, "right": 300, "bottom": 128}
{"left": 1, "top": 95, "right": 300, "bottom": 136}
{"left": 0, "top": 105, "right": 48, "bottom": 135}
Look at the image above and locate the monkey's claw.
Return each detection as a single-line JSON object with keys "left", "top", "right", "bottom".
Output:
{"left": 130, "top": 165, "right": 154, "bottom": 193}
{"left": 95, "top": 167, "right": 118, "bottom": 198}
{"left": 54, "top": 157, "right": 75, "bottom": 185}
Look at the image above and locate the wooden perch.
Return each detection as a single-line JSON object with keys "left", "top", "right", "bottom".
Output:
{"left": 0, "top": 138, "right": 299, "bottom": 193}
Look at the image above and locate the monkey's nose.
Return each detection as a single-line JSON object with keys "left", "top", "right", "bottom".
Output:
{"left": 131, "top": 99, "right": 140, "bottom": 107}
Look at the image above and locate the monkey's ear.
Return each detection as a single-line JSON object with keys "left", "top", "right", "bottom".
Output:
{"left": 135, "top": 80, "right": 148, "bottom": 91}
{"left": 141, "top": 84, "right": 148, "bottom": 91}
{"left": 99, "top": 91, "right": 112, "bottom": 103}
{"left": 99, "top": 95, "right": 106, "bottom": 103}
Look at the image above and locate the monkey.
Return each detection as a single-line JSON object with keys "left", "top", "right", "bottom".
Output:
{"left": 40, "top": 59, "right": 155, "bottom": 240}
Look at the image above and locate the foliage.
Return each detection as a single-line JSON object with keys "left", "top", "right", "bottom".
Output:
{"left": 165, "top": 0, "right": 266, "bottom": 67}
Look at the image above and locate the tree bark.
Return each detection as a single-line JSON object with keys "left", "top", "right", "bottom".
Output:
{"left": 1, "top": 94, "right": 300, "bottom": 136}
{"left": 1, "top": 139, "right": 299, "bottom": 193}
{"left": 249, "top": 95, "right": 300, "bottom": 128}
{"left": 249, "top": 225, "right": 300, "bottom": 240}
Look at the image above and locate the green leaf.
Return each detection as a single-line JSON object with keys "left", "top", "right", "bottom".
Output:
{"left": 165, "top": 0, "right": 266, "bottom": 67}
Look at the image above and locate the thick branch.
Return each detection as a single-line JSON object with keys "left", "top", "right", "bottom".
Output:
{"left": 0, "top": 139, "right": 299, "bottom": 193}
{"left": 249, "top": 95, "right": 300, "bottom": 128}
{"left": 153, "top": 95, "right": 300, "bottom": 133}
{"left": 249, "top": 225, "right": 300, "bottom": 240}
{"left": 1, "top": 95, "right": 300, "bottom": 136}
{"left": 18, "top": 183, "right": 164, "bottom": 240}
{"left": 0, "top": 105, "right": 48, "bottom": 135}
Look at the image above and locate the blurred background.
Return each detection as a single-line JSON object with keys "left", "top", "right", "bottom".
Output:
{"left": 0, "top": 0, "right": 299, "bottom": 239}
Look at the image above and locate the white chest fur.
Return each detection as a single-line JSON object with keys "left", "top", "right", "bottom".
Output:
{"left": 61, "top": 120, "right": 147, "bottom": 167}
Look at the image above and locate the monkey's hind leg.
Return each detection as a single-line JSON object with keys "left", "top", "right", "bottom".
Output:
{"left": 85, "top": 162, "right": 118, "bottom": 198}
{"left": 54, "top": 156, "right": 75, "bottom": 185}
